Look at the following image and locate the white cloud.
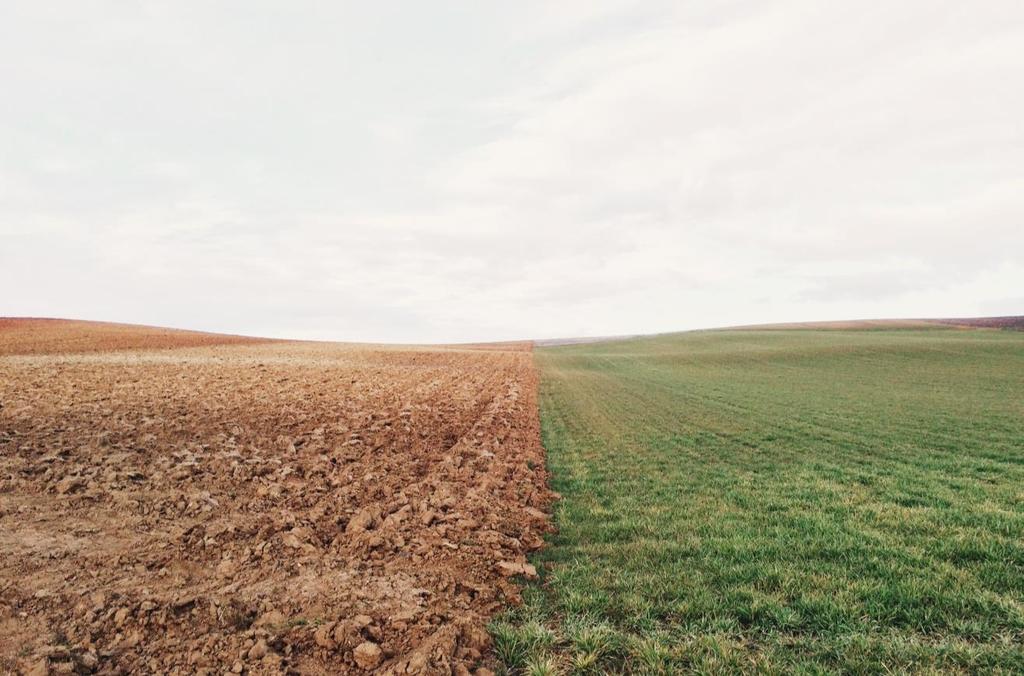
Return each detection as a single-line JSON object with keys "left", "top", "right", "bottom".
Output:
{"left": 1, "top": 1, "right": 1022, "bottom": 342}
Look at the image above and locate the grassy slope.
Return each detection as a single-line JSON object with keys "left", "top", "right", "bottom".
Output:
{"left": 494, "top": 329, "right": 1024, "bottom": 674}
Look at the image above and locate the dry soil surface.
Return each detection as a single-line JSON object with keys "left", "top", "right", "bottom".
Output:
{"left": 0, "top": 320, "right": 553, "bottom": 675}
{"left": 0, "top": 319, "right": 271, "bottom": 356}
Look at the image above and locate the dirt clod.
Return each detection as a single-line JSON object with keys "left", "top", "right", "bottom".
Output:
{"left": 248, "top": 639, "right": 270, "bottom": 660}
{"left": 495, "top": 561, "right": 539, "bottom": 579}
{"left": 353, "top": 641, "right": 383, "bottom": 670}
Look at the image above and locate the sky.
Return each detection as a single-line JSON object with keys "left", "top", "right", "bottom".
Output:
{"left": 2, "top": 1, "right": 1022, "bottom": 343}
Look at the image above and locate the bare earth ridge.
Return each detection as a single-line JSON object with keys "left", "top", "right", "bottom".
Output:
{"left": 0, "top": 318, "right": 274, "bottom": 356}
{"left": 0, "top": 320, "right": 554, "bottom": 675}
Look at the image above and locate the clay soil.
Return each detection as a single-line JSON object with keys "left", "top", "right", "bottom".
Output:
{"left": 0, "top": 320, "right": 553, "bottom": 675}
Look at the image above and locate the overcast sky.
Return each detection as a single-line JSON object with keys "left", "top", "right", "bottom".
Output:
{"left": 2, "top": 2, "right": 1022, "bottom": 343}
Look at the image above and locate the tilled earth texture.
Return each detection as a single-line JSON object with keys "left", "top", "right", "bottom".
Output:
{"left": 0, "top": 320, "right": 553, "bottom": 675}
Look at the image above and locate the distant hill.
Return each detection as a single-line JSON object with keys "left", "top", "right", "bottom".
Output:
{"left": 534, "top": 316, "right": 1023, "bottom": 349}
{"left": 0, "top": 317, "right": 268, "bottom": 355}
{"left": 4, "top": 315, "right": 1020, "bottom": 358}
{"left": 929, "top": 316, "right": 1024, "bottom": 329}
{"left": 534, "top": 334, "right": 640, "bottom": 347}
{"left": 727, "top": 316, "right": 1024, "bottom": 331}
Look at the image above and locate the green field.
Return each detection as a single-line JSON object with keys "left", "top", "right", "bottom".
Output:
{"left": 494, "top": 329, "right": 1024, "bottom": 674}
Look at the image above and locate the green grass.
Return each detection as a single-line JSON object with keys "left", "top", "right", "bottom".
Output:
{"left": 495, "top": 329, "right": 1024, "bottom": 674}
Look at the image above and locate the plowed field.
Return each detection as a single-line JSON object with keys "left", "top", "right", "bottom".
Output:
{"left": 0, "top": 320, "right": 553, "bottom": 675}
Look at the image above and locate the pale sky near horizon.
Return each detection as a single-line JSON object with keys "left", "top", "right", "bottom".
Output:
{"left": 2, "top": 2, "right": 1022, "bottom": 343}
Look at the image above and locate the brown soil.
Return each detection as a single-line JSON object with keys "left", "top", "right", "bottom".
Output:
{"left": 0, "top": 320, "right": 553, "bottom": 675}
{"left": 0, "top": 318, "right": 272, "bottom": 356}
